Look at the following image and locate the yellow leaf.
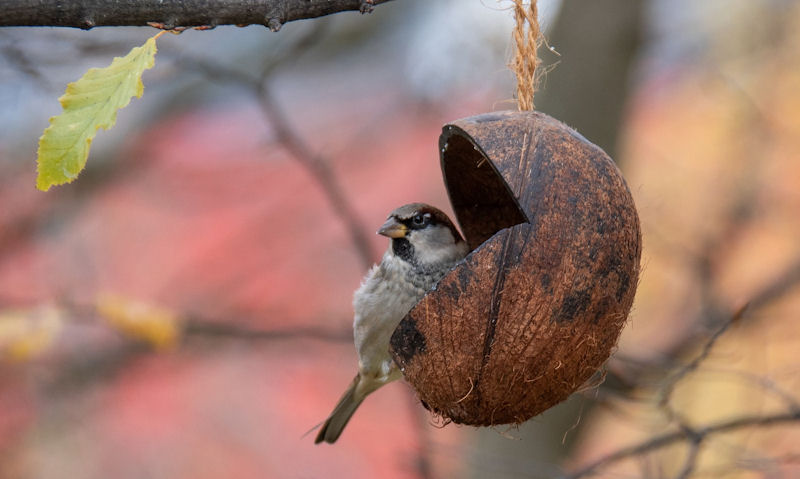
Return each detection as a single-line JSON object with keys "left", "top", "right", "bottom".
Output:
{"left": 96, "top": 294, "right": 180, "bottom": 350}
{"left": 0, "top": 306, "right": 63, "bottom": 362}
{"left": 36, "top": 35, "right": 158, "bottom": 191}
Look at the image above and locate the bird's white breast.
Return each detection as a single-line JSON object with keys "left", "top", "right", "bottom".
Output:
{"left": 352, "top": 252, "right": 426, "bottom": 379}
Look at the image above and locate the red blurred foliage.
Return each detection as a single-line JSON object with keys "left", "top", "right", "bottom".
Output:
{"left": 0, "top": 93, "right": 482, "bottom": 477}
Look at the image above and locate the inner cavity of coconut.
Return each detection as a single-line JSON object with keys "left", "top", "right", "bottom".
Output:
{"left": 440, "top": 130, "right": 528, "bottom": 251}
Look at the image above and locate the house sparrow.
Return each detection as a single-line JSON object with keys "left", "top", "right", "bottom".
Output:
{"left": 315, "top": 203, "right": 468, "bottom": 444}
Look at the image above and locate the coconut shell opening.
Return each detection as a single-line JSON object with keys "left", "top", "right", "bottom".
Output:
{"left": 440, "top": 128, "right": 528, "bottom": 250}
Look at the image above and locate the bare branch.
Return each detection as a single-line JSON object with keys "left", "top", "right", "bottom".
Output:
{"left": 44, "top": 341, "right": 150, "bottom": 396}
{"left": 674, "top": 439, "right": 701, "bottom": 479}
{"left": 0, "top": 0, "right": 393, "bottom": 30}
{"left": 255, "top": 85, "right": 376, "bottom": 269}
{"left": 40, "top": 309, "right": 352, "bottom": 396}
{"left": 177, "top": 53, "right": 376, "bottom": 269}
{"left": 748, "top": 255, "right": 800, "bottom": 312}
{"left": 657, "top": 305, "right": 747, "bottom": 422}
{"left": 184, "top": 317, "right": 351, "bottom": 343}
{"left": 565, "top": 410, "right": 800, "bottom": 479}
{"left": 579, "top": 300, "right": 798, "bottom": 479}
{"left": 696, "top": 367, "right": 800, "bottom": 412}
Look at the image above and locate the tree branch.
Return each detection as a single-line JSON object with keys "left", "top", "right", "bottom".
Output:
{"left": 176, "top": 52, "right": 377, "bottom": 269}
{"left": 565, "top": 409, "right": 800, "bottom": 479}
{"left": 656, "top": 305, "right": 747, "bottom": 424}
{"left": 184, "top": 318, "right": 351, "bottom": 343}
{"left": 41, "top": 312, "right": 352, "bottom": 397}
{"left": 0, "top": 0, "right": 393, "bottom": 30}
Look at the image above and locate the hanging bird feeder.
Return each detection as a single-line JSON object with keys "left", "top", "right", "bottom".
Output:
{"left": 389, "top": 109, "right": 641, "bottom": 426}
{"left": 388, "top": 0, "right": 641, "bottom": 426}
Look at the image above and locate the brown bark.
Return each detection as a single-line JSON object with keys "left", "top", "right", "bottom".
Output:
{"left": 0, "top": 0, "right": 394, "bottom": 30}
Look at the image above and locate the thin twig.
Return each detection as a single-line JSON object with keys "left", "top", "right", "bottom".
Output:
{"left": 674, "top": 438, "right": 701, "bottom": 479}
{"left": 255, "top": 84, "right": 375, "bottom": 269}
{"left": 657, "top": 305, "right": 748, "bottom": 422}
{"left": 688, "top": 366, "right": 800, "bottom": 412}
{"left": 44, "top": 341, "right": 150, "bottom": 396}
{"left": 177, "top": 50, "right": 375, "bottom": 269}
{"left": 564, "top": 409, "right": 800, "bottom": 479}
{"left": 747, "top": 255, "right": 800, "bottom": 312}
{"left": 39, "top": 311, "right": 352, "bottom": 397}
{"left": 184, "top": 317, "right": 351, "bottom": 343}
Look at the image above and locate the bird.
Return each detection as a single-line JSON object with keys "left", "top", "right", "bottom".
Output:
{"left": 315, "top": 203, "right": 468, "bottom": 444}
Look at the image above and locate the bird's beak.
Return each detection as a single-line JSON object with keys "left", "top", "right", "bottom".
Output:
{"left": 377, "top": 218, "right": 407, "bottom": 238}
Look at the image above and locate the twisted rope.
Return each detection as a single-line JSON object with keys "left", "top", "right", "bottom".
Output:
{"left": 511, "top": 0, "right": 541, "bottom": 110}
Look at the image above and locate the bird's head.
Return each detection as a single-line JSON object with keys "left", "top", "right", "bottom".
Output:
{"left": 378, "top": 203, "right": 467, "bottom": 267}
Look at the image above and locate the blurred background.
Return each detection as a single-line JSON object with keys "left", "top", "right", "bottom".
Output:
{"left": 1, "top": 0, "right": 799, "bottom": 477}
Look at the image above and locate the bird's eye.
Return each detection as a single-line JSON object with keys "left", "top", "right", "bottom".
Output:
{"left": 412, "top": 214, "right": 427, "bottom": 226}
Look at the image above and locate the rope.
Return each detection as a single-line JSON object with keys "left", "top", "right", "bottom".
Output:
{"left": 510, "top": 0, "right": 541, "bottom": 111}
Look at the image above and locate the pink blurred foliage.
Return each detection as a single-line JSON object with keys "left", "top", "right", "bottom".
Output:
{"left": 0, "top": 90, "right": 484, "bottom": 477}
{"left": 91, "top": 346, "right": 427, "bottom": 478}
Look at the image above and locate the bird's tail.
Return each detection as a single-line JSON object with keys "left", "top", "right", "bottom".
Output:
{"left": 316, "top": 370, "right": 398, "bottom": 444}
{"left": 315, "top": 375, "right": 363, "bottom": 444}
{"left": 315, "top": 375, "right": 368, "bottom": 444}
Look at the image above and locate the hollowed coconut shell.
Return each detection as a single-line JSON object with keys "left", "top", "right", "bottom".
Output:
{"left": 389, "top": 110, "right": 641, "bottom": 426}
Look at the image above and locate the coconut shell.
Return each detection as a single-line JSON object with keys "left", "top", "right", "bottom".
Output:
{"left": 389, "top": 110, "right": 641, "bottom": 426}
